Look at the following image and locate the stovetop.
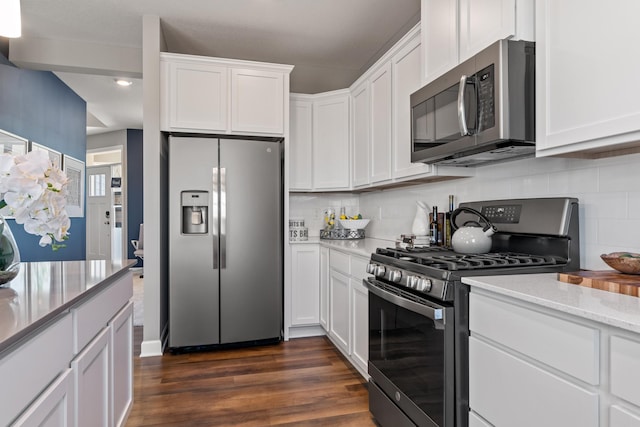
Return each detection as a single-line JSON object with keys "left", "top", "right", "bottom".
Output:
{"left": 376, "top": 247, "right": 568, "bottom": 273}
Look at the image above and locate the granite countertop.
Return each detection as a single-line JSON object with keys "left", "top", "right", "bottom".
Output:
{"left": 0, "top": 259, "right": 137, "bottom": 354}
{"left": 463, "top": 273, "right": 640, "bottom": 334}
{"left": 290, "top": 237, "right": 394, "bottom": 258}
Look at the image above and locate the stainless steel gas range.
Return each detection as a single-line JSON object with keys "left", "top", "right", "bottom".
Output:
{"left": 365, "top": 197, "right": 580, "bottom": 427}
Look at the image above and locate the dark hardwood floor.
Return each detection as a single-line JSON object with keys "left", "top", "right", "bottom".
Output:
{"left": 127, "top": 327, "right": 376, "bottom": 426}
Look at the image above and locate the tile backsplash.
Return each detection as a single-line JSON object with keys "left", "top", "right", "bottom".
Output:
{"left": 289, "top": 152, "right": 640, "bottom": 270}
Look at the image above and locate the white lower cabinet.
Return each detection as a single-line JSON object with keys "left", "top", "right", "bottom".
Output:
{"left": 73, "top": 327, "right": 111, "bottom": 427}
{"left": 111, "top": 302, "right": 134, "bottom": 427}
{"left": 12, "top": 368, "right": 75, "bottom": 427}
{"left": 319, "top": 247, "right": 330, "bottom": 331}
{"left": 286, "top": 244, "right": 323, "bottom": 339}
{"left": 329, "top": 269, "right": 351, "bottom": 354}
{"left": 350, "top": 277, "right": 369, "bottom": 375}
{"left": 469, "top": 336, "right": 598, "bottom": 427}
{"left": 469, "top": 287, "right": 640, "bottom": 427}
{"left": 611, "top": 405, "right": 640, "bottom": 427}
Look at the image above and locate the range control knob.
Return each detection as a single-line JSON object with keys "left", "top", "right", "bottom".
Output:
{"left": 407, "top": 275, "right": 419, "bottom": 289}
{"left": 389, "top": 270, "right": 402, "bottom": 283}
{"left": 366, "top": 263, "right": 377, "bottom": 275}
{"left": 375, "top": 265, "right": 386, "bottom": 277}
{"left": 416, "top": 278, "right": 432, "bottom": 293}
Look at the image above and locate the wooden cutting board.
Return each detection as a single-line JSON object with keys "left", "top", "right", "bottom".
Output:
{"left": 557, "top": 271, "right": 640, "bottom": 297}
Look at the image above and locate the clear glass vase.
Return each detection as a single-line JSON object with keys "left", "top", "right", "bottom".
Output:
{"left": 0, "top": 216, "right": 20, "bottom": 286}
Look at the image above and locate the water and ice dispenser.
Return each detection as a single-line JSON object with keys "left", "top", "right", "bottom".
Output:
{"left": 181, "top": 191, "right": 208, "bottom": 234}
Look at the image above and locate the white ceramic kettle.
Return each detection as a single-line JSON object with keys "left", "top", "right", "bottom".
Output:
{"left": 450, "top": 207, "right": 497, "bottom": 254}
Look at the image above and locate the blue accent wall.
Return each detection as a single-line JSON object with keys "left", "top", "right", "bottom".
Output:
{"left": 126, "top": 129, "right": 143, "bottom": 266}
{"left": 0, "top": 54, "right": 86, "bottom": 261}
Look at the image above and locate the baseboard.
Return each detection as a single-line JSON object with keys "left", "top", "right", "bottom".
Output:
{"left": 139, "top": 321, "right": 169, "bottom": 357}
{"left": 287, "top": 325, "right": 326, "bottom": 340}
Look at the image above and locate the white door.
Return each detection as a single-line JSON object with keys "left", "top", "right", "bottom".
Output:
{"left": 86, "top": 165, "right": 112, "bottom": 260}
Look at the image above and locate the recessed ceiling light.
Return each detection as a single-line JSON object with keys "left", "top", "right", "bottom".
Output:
{"left": 115, "top": 79, "right": 133, "bottom": 87}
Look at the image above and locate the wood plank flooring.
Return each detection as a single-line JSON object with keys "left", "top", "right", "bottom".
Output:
{"left": 127, "top": 327, "right": 376, "bottom": 426}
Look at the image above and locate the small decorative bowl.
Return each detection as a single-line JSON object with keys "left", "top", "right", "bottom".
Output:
{"left": 600, "top": 252, "right": 640, "bottom": 275}
{"left": 339, "top": 219, "right": 371, "bottom": 231}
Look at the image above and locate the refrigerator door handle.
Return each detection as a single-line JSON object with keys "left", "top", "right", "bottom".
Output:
{"left": 212, "top": 167, "right": 219, "bottom": 270}
{"left": 220, "top": 167, "right": 227, "bottom": 269}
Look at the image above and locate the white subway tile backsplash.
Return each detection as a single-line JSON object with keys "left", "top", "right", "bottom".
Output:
{"left": 599, "top": 157, "right": 640, "bottom": 192}
{"left": 290, "top": 153, "right": 640, "bottom": 268}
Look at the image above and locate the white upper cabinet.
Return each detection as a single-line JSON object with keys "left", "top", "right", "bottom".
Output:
{"left": 422, "top": 0, "right": 459, "bottom": 84}
{"left": 312, "top": 91, "right": 351, "bottom": 190}
{"left": 369, "top": 62, "right": 393, "bottom": 184}
{"left": 535, "top": 0, "right": 640, "bottom": 157}
{"left": 160, "top": 53, "right": 292, "bottom": 136}
{"left": 162, "top": 59, "right": 228, "bottom": 132}
{"left": 289, "top": 96, "right": 313, "bottom": 190}
{"left": 392, "top": 30, "right": 432, "bottom": 179}
{"left": 351, "top": 81, "right": 370, "bottom": 188}
{"left": 231, "top": 68, "right": 285, "bottom": 134}
{"left": 422, "top": 0, "right": 534, "bottom": 83}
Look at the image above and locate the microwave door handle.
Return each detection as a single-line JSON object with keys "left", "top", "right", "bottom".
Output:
{"left": 457, "top": 75, "right": 471, "bottom": 136}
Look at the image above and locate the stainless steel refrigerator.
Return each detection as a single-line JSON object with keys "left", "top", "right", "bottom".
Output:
{"left": 168, "top": 136, "right": 282, "bottom": 348}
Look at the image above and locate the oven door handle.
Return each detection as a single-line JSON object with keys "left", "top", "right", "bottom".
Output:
{"left": 365, "top": 278, "right": 446, "bottom": 324}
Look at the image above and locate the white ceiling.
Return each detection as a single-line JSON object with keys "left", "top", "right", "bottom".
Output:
{"left": 10, "top": 0, "right": 421, "bottom": 135}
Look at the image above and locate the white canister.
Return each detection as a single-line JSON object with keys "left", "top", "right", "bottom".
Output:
{"left": 289, "top": 226, "right": 308, "bottom": 241}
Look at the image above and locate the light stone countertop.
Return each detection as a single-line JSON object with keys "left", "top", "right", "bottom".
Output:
{"left": 0, "top": 259, "right": 137, "bottom": 354}
{"left": 463, "top": 273, "right": 640, "bottom": 334}
{"left": 290, "top": 237, "right": 395, "bottom": 259}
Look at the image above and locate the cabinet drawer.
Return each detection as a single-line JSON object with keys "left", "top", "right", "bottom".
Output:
{"left": 329, "top": 250, "right": 350, "bottom": 275}
{"left": 469, "top": 336, "right": 599, "bottom": 427}
{"left": 73, "top": 272, "right": 133, "bottom": 354}
{"left": 470, "top": 291, "right": 599, "bottom": 384}
{"left": 350, "top": 255, "right": 369, "bottom": 282}
{"left": 610, "top": 335, "right": 640, "bottom": 407}
{"left": 0, "top": 314, "right": 73, "bottom": 426}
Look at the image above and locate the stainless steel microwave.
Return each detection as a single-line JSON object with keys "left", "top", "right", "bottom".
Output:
{"left": 410, "top": 39, "right": 535, "bottom": 167}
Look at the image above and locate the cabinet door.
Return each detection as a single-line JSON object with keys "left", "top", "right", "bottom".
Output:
{"left": 231, "top": 68, "right": 284, "bottom": 134}
{"left": 469, "top": 336, "right": 599, "bottom": 427}
{"left": 536, "top": 0, "right": 640, "bottom": 155}
{"left": 350, "top": 278, "right": 368, "bottom": 376}
{"left": 458, "top": 0, "right": 517, "bottom": 62}
{"left": 72, "top": 328, "right": 111, "bottom": 427}
{"left": 290, "top": 245, "right": 320, "bottom": 326}
{"left": 12, "top": 369, "right": 75, "bottom": 427}
{"left": 110, "top": 302, "right": 133, "bottom": 427}
{"left": 351, "top": 81, "right": 370, "bottom": 188}
{"left": 392, "top": 32, "right": 432, "bottom": 178}
{"left": 370, "top": 62, "right": 392, "bottom": 184}
{"left": 319, "top": 247, "right": 330, "bottom": 331}
{"left": 611, "top": 405, "right": 640, "bottom": 427}
{"left": 289, "top": 98, "right": 313, "bottom": 190}
{"left": 313, "top": 94, "right": 350, "bottom": 190}
{"left": 422, "top": 0, "right": 458, "bottom": 83}
{"left": 165, "top": 60, "right": 228, "bottom": 132}
{"left": 329, "top": 269, "right": 351, "bottom": 355}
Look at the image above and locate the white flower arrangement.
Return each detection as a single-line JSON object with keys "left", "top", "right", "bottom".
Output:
{"left": 0, "top": 150, "right": 71, "bottom": 249}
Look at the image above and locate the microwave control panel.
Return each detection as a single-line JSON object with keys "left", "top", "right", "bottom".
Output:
{"left": 476, "top": 64, "right": 495, "bottom": 131}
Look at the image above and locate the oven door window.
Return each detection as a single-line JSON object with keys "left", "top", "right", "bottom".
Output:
{"left": 369, "top": 291, "right": 452, "bottom": 427}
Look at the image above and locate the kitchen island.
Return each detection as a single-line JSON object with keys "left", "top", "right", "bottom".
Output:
{"left": 0, "top": 259, "right": 136, "bottom": 427}
{"left": 463, "top": 273, "right": 640, "bottom": 426}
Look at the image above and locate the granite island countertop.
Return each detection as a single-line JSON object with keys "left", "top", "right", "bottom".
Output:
{"left": 0, "top": 259, "right": 137, "bottom": 354}
{"left": 463, "top": 273, "right": 640, "bottom": 334}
